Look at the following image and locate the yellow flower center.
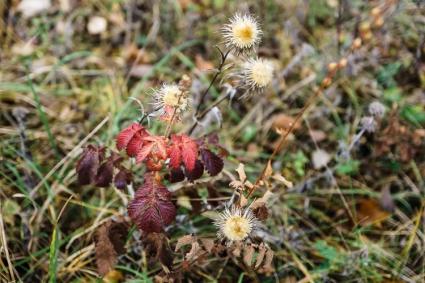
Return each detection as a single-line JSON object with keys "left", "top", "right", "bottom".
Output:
{"left": 223, "top": 215, "right": 251, "bottom": 241}
{"left": 250, "top": 60, "right": 273, "bottom": 87}
{"left": 162, "top": 86, "right": 181, "bottom": 107}
{"left": 232, "top": 23, "right": 256, "bottom": 47}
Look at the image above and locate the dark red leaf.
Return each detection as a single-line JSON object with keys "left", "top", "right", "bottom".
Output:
{"left": 185, "top": 160, "right": 204, "bottom": 182}
{"left": 76, "top": 145, "right": 104, "bottom": 185}
{"left": 114, "top": 169, "right": 132, "bottom": 190}
{"left": 167, "top": 167, "right": 185, "bottom": 183}
{"left": 128, "top": 173, "right": 176, "bottom": 233}
{"left": 200, "top": 148, "right": 224, "bottom": 176}
{"left": 95, "top": 159, "right": 114, "bottom": 187}
{"left": 116, "top": 123, "right": 145, "bottom": 151}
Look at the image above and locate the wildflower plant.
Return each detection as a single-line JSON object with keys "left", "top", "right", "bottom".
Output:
{"left": 73, "top": 4, "right": 395, "bottom": 278}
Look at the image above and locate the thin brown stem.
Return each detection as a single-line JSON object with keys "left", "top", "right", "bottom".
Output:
{"left": 247, "top": 86, "right": 323, "bottom": 198}
{"left": 189, "top": 47, "right": 232, "bottom": 135}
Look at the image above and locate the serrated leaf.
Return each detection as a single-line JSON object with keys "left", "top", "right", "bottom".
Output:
{"left": 128, "top": 173, "right": 176, "bottom": 233}
{"left": 116, "top": 123, "right": 146, "bottom": 151}
{"left": 136, "top": 135, "right": 167, "bottom": 164}
{"left": 168, "top": 134, "right": 198, "bottom": 172}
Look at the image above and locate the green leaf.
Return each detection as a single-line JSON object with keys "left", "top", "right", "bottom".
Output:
{"left": 383, "top": 87, "right": 402, "bottom": 103}
{"left": 293, "top": 150, "right": 308, "bottom": 176}
{"left": 400, "top": 105, "right": 425, "bottom": 127}
{"left": 242, "top": 125, "right": 257, "bottom": 143}
{"left": 377, "top": 62, "right": 401, "bottom": 88}
{"left": 336, "top": 159, "right": 360, "bottom": 175}
{"left": 49, "top": 227, "right": 59, "bottom": 283}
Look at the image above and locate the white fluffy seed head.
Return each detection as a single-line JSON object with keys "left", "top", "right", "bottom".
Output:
{"left": 222, "top": 13, "right": 262, "bottom": 53}
{"left": 152, "top": 84, "right": 189, "bottom": 120}
{"left": 235, "top": 58, "right": 274, "bottom": 97}
{"left": 368, "top": 101, "right": 386, "bottom": 118}
{"left": 360, "top": 116, "right": 377, "bottom": 133}
{"left": 214, "top": 206, "right": 257, "bottom": 242}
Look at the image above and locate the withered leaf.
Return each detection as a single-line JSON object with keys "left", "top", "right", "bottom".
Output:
{"left": 252, "top": 204, "right": 269, "bottom": 221}
{"left": 235, "top": 163, "right": 247, "bottom": 183}
{"left": 76, "top": 145, "right": 104, "bottom": 185}
{"left": 185, "top": 242, "right": 203, "bottom": 262}
{"left": 356, "top": 198, "right": 391, "bottom": 227}
{"left": 144, "top": 233, "right": 173, "bottom": 271}
{"left": 200, "top": 238, "right": 215, "bottom": 253}
{"left": 95, "top": 159, "right": 114, "bottom": 187}
{"left": 114, "top": 168, "right": 132, "bottom": 190}
{"left": 95, "top": 219, "right": 129, "bottom": 276}
{"left": 200, "top": 148, "right": 224, "bottom": 176}
{"left": 175, "top": 235, "right": 196, "bottom": 252}
{"left": 243, "top": 244, "right": 255, "bottom": 267}
{"left": 254, "top": 243, "right": 267, "bottom": 269}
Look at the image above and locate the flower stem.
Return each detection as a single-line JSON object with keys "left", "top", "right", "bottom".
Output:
{"left": 189, "top": 47, "right": 232, "bottom": 135}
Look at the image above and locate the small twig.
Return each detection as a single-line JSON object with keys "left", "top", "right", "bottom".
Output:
{"left": 189, "top": 47, "right": 232, "bottom": 135}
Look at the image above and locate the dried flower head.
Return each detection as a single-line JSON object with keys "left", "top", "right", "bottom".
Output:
{"left": 215, "top": 206, "right": 257, "bottom": 242}
{"left": 360, "top": 116, "right": 377, "bottom": 133}
{"left": 152, "top": 83, "right": 189, "bottom": 121}
{"left": 236, "top": 58, "right": 274, "bottom": 96}
{"left": 368, "top": 101, "right": 386, "bottom": 118}
{"left": 222, "top": 13, "right": 262, "bottom": 53}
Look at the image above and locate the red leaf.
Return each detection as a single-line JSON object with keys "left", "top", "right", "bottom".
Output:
{"left": 168, "top": 134, "right": 198, "bottom": 171}
{"left": 181, "top": 135, "right": 198, "bottom": 172}
{"left": 76, "top": 145, "right": 105, "bottom": 185}
{"left": 116, "top": 123, "right": 145, "bottom": 151}
{"left": 185, "top": 160, "right": 204, "bottom": 182}
{"left": 168, "top": 135, "right": 182, "bottom": 169}
{"left": 200, "top": 148, "right": 224, "bottom": 176}
{"left": 126, "top": 131, "right": 144, "bottom": 157}
{"left": 135, "top": 135, "right": 167, "bottom": 164}
{"left": 128, "top": 173, "right": 176, "bottom": 233}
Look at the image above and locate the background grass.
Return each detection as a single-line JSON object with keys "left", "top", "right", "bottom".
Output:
{"left": 1, "top": 0, "right": 424, "bottom": 282}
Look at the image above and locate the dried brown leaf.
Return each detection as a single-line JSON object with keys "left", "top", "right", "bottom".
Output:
{"left": 254, "top": 243, "right": 267, "bottom": 269}
{"left": 95, "top": 220, "right": 129, "bottom": 276}
{"left": 200, "top": 238, "right": 215, "bottom": 253}
{"left": 243, "top": 244, "right": 255, "bottom": 267}
{"left": 175, "top": 235, "right": 196, "bottom": 252}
